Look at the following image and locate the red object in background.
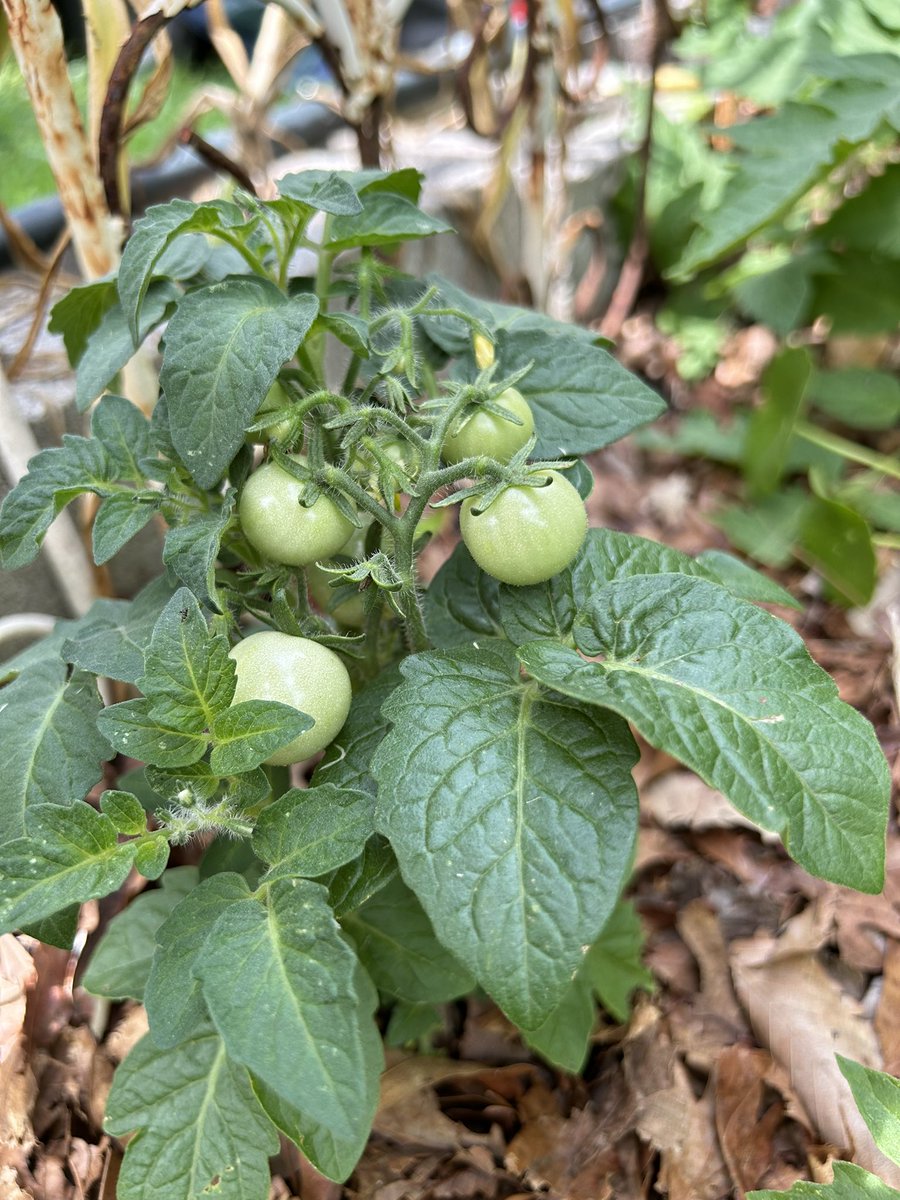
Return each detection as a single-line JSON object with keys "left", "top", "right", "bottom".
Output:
{"left": 510, "top": 0, "right": 528, "bottom": 28}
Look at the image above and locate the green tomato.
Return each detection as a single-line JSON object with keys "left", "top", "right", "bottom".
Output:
{"left": 245, "top": 381, "right": 293, "bottom": 445}
{"left": 442, "top": 387, "right": 535, "bottom": 465}
{"left": 239, "top": 456, "right": 355, "bottom": 567}
{"left": 459, "top": 470, "right": 588, "bottom": 586}
{"left": 229, "top": 631, "right": 352, "bottom": 765}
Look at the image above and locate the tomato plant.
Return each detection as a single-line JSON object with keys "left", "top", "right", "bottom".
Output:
{"left": 0, "top": 168, "right": 889, "bottom": 1199}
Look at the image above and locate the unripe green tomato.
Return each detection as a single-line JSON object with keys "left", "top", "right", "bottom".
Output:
{"left": 459, "top": 470, "right": 588, "bottom": 586}
{"left": 442, "top": 387, "right": 535, "bottom": 465}
{"left": 245, "top": 381, "right": 293, "bottom": 445}
{"left": 239, "top": 456, "right": 354, "bottom": 567}
{"left": 229, "top": 631, "right": 352, "bottom": 765}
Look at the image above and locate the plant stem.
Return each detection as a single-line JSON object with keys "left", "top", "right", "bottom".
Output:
{"left": 794, "top": 421, "right": 900, "bottom": 482}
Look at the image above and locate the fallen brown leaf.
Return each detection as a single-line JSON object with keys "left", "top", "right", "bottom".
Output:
{"left": 0, "top": 937, "right": 35, "bottom": 1065}
{"left": 715, "top": 1045, "right": 789, "bottom": 1197}
{"left": 730, "top": 922, "right": 900, "bottom": 1186}
{"left": 876, "top": 939, "right": 900, "bottom": 1074}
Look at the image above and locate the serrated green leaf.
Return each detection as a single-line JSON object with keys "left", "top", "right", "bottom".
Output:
{"left": 518, "top": 573, "right": 889, "bottom": 891}
{"left": 424, "top": 542, "right": 503, "bottom": 649}
{"left": 193, "top": 879, "right": 382, "bottom": 1177}
{"left": 118, "top": 197, "right": 248, "bottom": 338}
{"left": 76, "top": 282, "right": 179, "bottom": 411}
{"left": 48, "top": 277, "right": 118, "bottom": 365}
{"left": 312, "top": 668, "right": 401, "bottom": 795}
{"left": 253, "top": 784, "right": 374, "bottom": 879}
{"left": 277, "top": 170, "right": 363, "bottom": 215}
{"left": 160, "top": 279, "right": 318, "bottom": 488}
{"left": 0, "top": 660, "right": 112, "bottom": 837}
{"left": 748, "top": 1160, "right": 900, "bottom": 1199}
{"left": 105, "top": 1026, "right": 278, "bottom": 1200}
{"left": 342, "top": 874, "right": 475, "bottom": 1004}
{"left": 837, "top": 1057, "right": 900, "bottom": 1167}
{"left": 326, "top": 192, "right": 451, "bottom": 251}
{"left": 100, "top": 789, "right": 148, "bottom": 835}
{"left": 82, "top": 866, "right": 199, "bottom": 999}
{"left": 62, "top": 576, "right": 177, "bottom": 685}
{"left": 209, "top": 701, "right": 313, "bottom": 776}
{"left": 145, "top": 872, "right": 251, "bottom": 1049}
{"left": 0, "top": 434, "right": 115, "bottom": 569}
{"left": 135, "top": 837, "right": 170, "bottom": 881}
{"left": 92, "top": 493, "right": 158, "bottom": 565}
{"left": 162, "top": 497, "right": 234, "bottom": 613}
{"left": 372, "top": 641, "right": 639, "bottom": 1030}
{"left": 493, "top": 327, "right": 666, "bottom": 458}
{"left": 97, "top": 697, "right": 208, "bottom": 768}
{"left": 0, "top": 802, "right": 137, "bottom": 932}
{"left": 140, "top": 589, "right": 235, "bottom": 733}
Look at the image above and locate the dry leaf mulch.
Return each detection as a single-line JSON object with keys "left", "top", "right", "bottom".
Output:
{"left": 1, "top": 318, "right": 898, "bottom": 1200}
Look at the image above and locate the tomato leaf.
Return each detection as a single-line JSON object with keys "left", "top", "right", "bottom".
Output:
{"left": 91, "top": 493, "right": 158, "bottom": 565}
{"left": 209, "top": 701, "right": 313, "bottom": 776}
{"left": 145, "top": 872, "right": 251, "bottom": 1049}
{"left": 160, "top": 279, "right": 318, "bottom": 489}
{"left": 494, "top": 327, "right": 666, "bottom": 458}
{"left": 162, "top": 497, "right": 234, "bottom": 614}
{"left": 497, "top": 527, "right": 798, "bottom": 647}
{"left": 748, "top": 1161, "right": 900, "bottom": 1199}
{"left": 253, "top": 784, "right": 374, "bottom": 879}
{"left": 117, "top": 197, "right": 249, "bottom": 338}
{"left": 837, "top": 1057, "right": 900, "bottom": 1167}
{"left": 105, "top": 1026, "right": 279, "bottom": 1200}
{"left": 342, "top": 875, "right": 475, "bottom": 1004}
{"left": 82, "top": 866, "right": 199, "bottom": 1000}
{"left": 424, "top": 542, "right": 503, "bottom": 649}
{"left": 97, "top": 697, "right": 208, "bottom": 768}
{"left": 518, "top": 574, "right": 889, "bottom": 892}
{"left": 193, "top": 879, "right": 382, "bottom": 1179}
{"left": 325, "top": 192, "right": 451, "bottom": 251}
{"left": 61, "top": 576, "right": 177, "bottom": 685}
{"left": 75, "top": 281, "right": 179, "bottom": 411}
{"left": 277, "top": 170, "right": 363, "bottom": 216}
{"left": 372, "top": 640, "right": 639, "bottom": 1030}
{"left": 139, "top": 589, "right": 235, "bottom": 733}
{"left": 0, "top": 660, "right": 112, "bottom": 838}
{"left": 0, "top": 802, "right": 137, "bottom": 933}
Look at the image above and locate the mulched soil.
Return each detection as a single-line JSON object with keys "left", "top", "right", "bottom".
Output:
{"left": 1, "top": 301, "right": 897, "bottom": 1200}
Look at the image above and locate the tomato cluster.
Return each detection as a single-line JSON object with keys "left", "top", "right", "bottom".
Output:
{"left": 232, "top": 385, "right": 588, "bottom": 756}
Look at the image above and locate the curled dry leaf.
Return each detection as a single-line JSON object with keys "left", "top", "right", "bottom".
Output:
{"left": 876, "top": 939, "right": 900, "bottom": 1076}
{"left": 729, "top": 916, "right": 900, "bottom": 1186}
{"left": 0, "top": 935, "right": 36, "bottom": 1064}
